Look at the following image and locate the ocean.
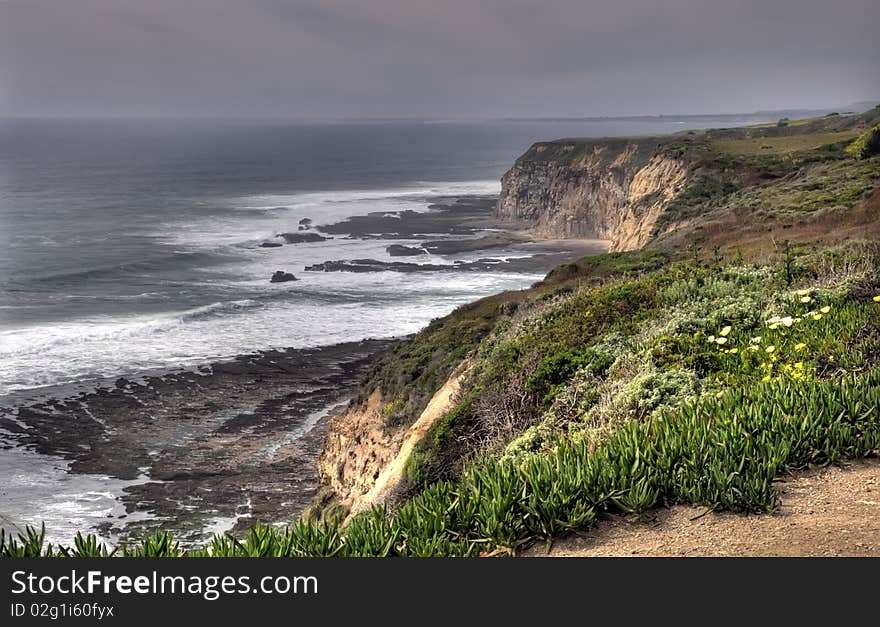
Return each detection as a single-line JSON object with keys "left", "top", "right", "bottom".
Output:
{"left": 0, "top": 114, "right": 784, "bottom": 542}
{"left": 0, "top": 115, "right": 788, "bottom": 399}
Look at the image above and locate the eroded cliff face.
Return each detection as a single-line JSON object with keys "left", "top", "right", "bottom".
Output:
{"left": 496, "top": 141, "right": 689, "bottom": 251}
{"left": 317, "top": 361, "right": 471, "bottom": 515}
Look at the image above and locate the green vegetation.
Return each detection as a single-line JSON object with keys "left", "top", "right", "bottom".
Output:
{"left": 404, "top": 393, "right": 477, "bottom": 485}
{"left": 5, "top": 365, "right": 878, "bottom": 557}
{"left": 5, "top": 241, "right": 879, "bottom": 557}
{"left": 359, "top": 291, "right": 520, "bottom": 430}
{"left": 652, "top": 107, "right": 880, "bottom": 235}
{"left": 520, "top": 136, "right": 660, "bottom": 172}
{"left": 6, "top": 109, "right": 879, "bottom": 559}
{"left": 846, "top": 124, "right": 880, "bottom": 160}
{"left": 710, "top": 131, "right": 861, "bottom": 156}
{"left": 717, "top": 158, "right": 879, "bottom": 215}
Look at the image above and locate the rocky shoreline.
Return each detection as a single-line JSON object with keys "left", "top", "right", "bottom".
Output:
{"left": 266, "top": 195, "right": 608, "bottom": 279}
{"left": 0, "top": 339, "right": 394, "bottom": 544}
{"left": 0, "top": 192, "right": 607, "bottom": 544}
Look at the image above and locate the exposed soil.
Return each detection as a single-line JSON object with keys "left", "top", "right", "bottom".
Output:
{"left": 524, "top": 459, "right": 880, "bottom": 557}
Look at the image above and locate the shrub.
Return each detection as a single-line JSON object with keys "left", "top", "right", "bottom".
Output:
{"left": 528, "top": 348, "right": 613, "bottom": 406}
{"left": 846, "top": 124, "right": 880, "bottom": 159}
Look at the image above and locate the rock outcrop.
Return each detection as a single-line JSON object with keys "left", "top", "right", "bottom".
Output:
{"left": 318, "top": 361, "right": 472, "bottom": 515}
{"left": 496, "top": 139, "right": 689, "bottom": 251}
{"left": 270, "top": 270, "right": 298, "bottom": 283}
{"left": 386, "top": 244, "right": 427, "bottom": 256}
{"left": 278, "top": 232, "right": 329, "bottom": 244}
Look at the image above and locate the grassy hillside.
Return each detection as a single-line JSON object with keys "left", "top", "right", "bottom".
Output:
{"left": 5, "top": 239, "right": 879, "bottom": 557}
{"left": 651, "top": 107, "right": 880, "bottom": 247}
{"left": 4, "top": 109, "right": 880, "bottom": 558}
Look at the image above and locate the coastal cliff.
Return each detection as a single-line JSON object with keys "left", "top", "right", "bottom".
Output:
{"left": 496, "top": 108, "right": 880, "bottom": 252}
{"left": 318, "top": 361, "right": 471, "bottom": 517}
{"left": 312, "top": 108, "right": 880, "bottom": 524}
{"left": 10, "top": 109, "right": 880, "bottom": 556}
{"left": 496, "top": 139, "right": 689, "bottom": 251}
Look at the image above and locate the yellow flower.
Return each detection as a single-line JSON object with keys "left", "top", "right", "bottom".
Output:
{"left": 813, "top": 314, "right": 822, "bottom": 321}
{"left": 795, "top": 342, "right": 807, "bottom": 351}
{"left": 873, "top": 295, "right": 880, "bottom": 303}
{"left": 820, "top": 305, "right": 831, "bottom": 314}
{"left": 748, "top": 345, "right": 760, "bottom": 352}
{"left": 715, "top": 337, "right": 728, "bottom": 345}
{"left": 765, "top": 345, "right": 776, "bottom": 353}
{"left": 707, "top": 335, "right": 716, "bottom": 343}
{"left": 761, "top": 375, "right": 772, "bottom": 383}
{"left": 769, "top": 323, "right": 780, "bottom": 330}
{"left": 782, "top": 316, "right": 794, "bottom": 327}
{"left": 729, "top": 348, "right": 738, "bottom": 354}
{"left": 796, "top": 289, "right": 811, "bottom": 297}
{"left": 720, "top": 326, "right": 732, "bottom": 337}
{"left": 800, "top": 296, "right": 812, "bottom": 303}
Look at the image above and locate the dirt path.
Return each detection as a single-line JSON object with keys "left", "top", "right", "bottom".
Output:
{"left": 524, "top": 459, "right": 880, "bottom": 557}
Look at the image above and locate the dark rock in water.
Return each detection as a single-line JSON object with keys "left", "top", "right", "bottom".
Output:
{"left": 305, "top": 259, "right": 449, "bottom": 273}
{"left": 278, "top": 232, "right": 329, "bottom": 244}
{"left": 304, "top": 254, "right": 560, "bottom": 274}
{"left": 299, "top": 218, "right": 312, "bottom": 225}
{"left": 386, "top": 244, "right": 427, "bottom": 257}
{"left": 270, "top": 270, "right": 298, "bottom": 283}
{"left": 260, "top": 241, "right": 283, "bottom": 248}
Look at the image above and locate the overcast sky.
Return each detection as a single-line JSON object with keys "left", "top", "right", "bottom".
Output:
{"left": 1, "top": 0, "right": 878, "bottom": 118}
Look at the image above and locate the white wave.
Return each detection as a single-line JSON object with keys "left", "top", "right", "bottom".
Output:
{"left": 0, "top": 299, "right": 261, "bottom": 358}
{"left": 159, "top": 180, "right": 501, "bottom": 248}
{"left": 0, "top": 445, "right": 153, "bottom": 547}
{"left": 0, "top": 269, "right": 543, "bottom": 397}
{"left": 236, "top": 179, "right": 500, "bottom": 214}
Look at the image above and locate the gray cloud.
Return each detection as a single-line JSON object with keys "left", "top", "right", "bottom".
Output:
{"left": 1, "top": 0, "right": 877, "bottom": 117}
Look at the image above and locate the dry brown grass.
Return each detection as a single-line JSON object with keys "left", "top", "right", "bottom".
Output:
{"left": 711, "top": 130, "right": 862, "bottom": 156}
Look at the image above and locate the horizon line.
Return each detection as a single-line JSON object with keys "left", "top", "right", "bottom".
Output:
{"left": 1, "top": 102, "right": 878, "bottom": 124}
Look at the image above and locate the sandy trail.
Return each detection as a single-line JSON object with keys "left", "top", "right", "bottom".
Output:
{"left": 524, "top": 459, "right": 880, "bottom": 557}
